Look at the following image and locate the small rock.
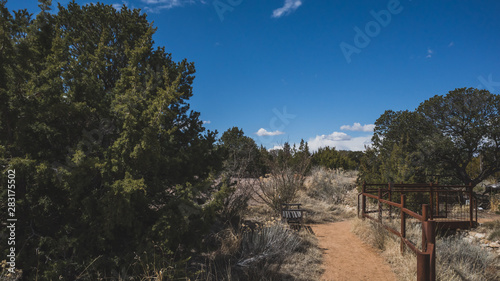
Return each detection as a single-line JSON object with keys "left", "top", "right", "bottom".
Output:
{"left": 474, "top": 233, "right": 486, "bottom": 239}
{"left": 489, "top": 242, "right": 500, "bottom": 248}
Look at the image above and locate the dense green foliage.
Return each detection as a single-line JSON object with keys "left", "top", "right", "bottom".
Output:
{"left": 359, "top": 88, "right": 500, "bottom": 186}
{"left": 311, "top": 147, "right": 362, "bottom": 171}
{"left": 218, "top": 127, "right": 263, "bottom": 177}
{"left": 0, "top": 1, "right": 224, "bottom": 279}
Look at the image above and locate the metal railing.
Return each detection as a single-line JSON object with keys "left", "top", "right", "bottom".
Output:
{"left": 356, "top": 182, "right": 480, "bottom": 281}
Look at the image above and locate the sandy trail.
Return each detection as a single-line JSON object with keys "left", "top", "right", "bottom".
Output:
{"left": 311, "top": 220, "right": 397, "bottom": 281}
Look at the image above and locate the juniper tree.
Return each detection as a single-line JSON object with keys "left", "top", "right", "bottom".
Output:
{"left": 0, "top": 1, "right": 221, "bottom": 279}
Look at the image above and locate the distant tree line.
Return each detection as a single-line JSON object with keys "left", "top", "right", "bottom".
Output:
{"left": 311, "top": 147, "right": 363, "bottom": 171}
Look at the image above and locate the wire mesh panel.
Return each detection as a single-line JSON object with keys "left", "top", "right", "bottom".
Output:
{"left": 362, "top": 183, "right": 477, "bottom": 230}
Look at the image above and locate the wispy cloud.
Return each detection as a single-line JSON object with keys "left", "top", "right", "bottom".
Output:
{"left": 272, "top": 0, "right": 302, "bottom": 18}
{"left": 202, "top": 120, "right": 211, "bottom": 124}
{"left": 308, "top": 132, "right": 372, "bottom": 151}
{"left": 142, "top": 0, "right": 201, "bottom": 12}
{"left": 340, "top": 122, "right": 375, "bottom": 132}
{"left": 112, "top": 0, "right": 128, "bottom": 10}
{"left": 256, "top": 128, "right": 285, "bottom": 136}
{"left": 426, "top": 48, "right": 433, "bottom": 58}
{"left": 448, "top": 41, "right": 454, "bottom": 47}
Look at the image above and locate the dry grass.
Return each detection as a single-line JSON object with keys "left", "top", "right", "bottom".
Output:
{"left": 201, "top": 221, "right": 322, "bottom": 281}
{"left": 351, "top": 218, "right": 417, "bottom": 280}
{"left": 486, "top": 220, "right": 500, "bottom": 241}
{"left": 351, "top": 218, "right": 500, "bottom": 281}
{"left": 491, "top": 194, "right": 500, "bottom": 213}
{"left": 297, "top": 167, "right": 358, "bottom": 223}
{"left": 199, "top": 167, "right": 362, "bottom": 280}
{"left": 296, "top": 190, "right": 356, "bottom": 223}
{"left": 304, "top": 167, "right": 357, "bottom": 204}
{"left": 437, "top": 234, "right": 499, "bottom": 281}
{"left": 476, "top": 219, "right": 500, "bottom": 241}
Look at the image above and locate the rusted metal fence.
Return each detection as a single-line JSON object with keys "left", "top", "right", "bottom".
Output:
{"left": 360, "top": 182, "right": 478, "bottom": 229}
{"left": 357, "top": 182, "right": 478, "bottom": 281}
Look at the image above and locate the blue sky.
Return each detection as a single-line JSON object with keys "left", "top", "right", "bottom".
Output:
{"left": 8, "top": 0, "right": 500, "bottom": 151}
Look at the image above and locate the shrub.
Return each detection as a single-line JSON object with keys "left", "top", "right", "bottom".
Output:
{"left": 306, "top": 167, "right": 356, "bottom": 204}
{"left": 256, "top": 169, "right": 303, "bottom": 214}
{"left": 482, "top": 220, "right": 500, "bottom": 241}
{"left": 238, "top": 223, "right": 302, "bottom": 269}
{"left": 202, "top": 222, "right": 312, "bottom": 281}
{"left": 437, "top": 235, "right": 499, "bottom": 281}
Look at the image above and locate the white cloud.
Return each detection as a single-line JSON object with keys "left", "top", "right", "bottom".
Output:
{"left": 308, "top": 132, "right": 372, "bottom": 151}
{"left": 142, "top": 0, "right": 202, "bottom": 12}
{"left": 202, "top": 120, "right": 211, "bottom": 124}
{"left": 325, "top": 132, "right": 351, "bottom": 141}
{"left": 340, "top": 122, "right": 375, "bottom": 132}
{"left": 269, "top": 145, "right": 284, "bottom": 151}
{"left": 256, "top": 128, "right": 285, "bottom": 136}
{"left": 142, "top": 0, "right": 178, "bottom": 4}
{"left": 272, "top": 0, "right": 302, "bottom": 18}
{"left": 112, "top": 0, "right": 128, "bottom": 10}
{"left": 426, "top": 48, "right": 433, "bottom": 58}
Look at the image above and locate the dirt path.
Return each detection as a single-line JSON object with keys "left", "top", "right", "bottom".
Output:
{"left": 311, "top": 220, "right": 397, "bottom": 281}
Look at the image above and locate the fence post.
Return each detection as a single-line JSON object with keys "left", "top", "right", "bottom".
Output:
{"left": 419, "top": 204, "right": 435, "bottom": 281}
{"left": 388, "top": 182, "right": 393, "bottom": 218}
{"left": 469, "top": 183, "right": 473, "bottom": 229}
{"left": 422, "top": 204, "right": 428, "bottom": 252}
{"left": 435, "top": 183, "right": 440, "bottom": 218}
{"left": 429, "top": 183, "right": 434, "bottom": 220}
{"left": 426, "top": 220, "right": 436, "bottom": 281}
{"left": 378, "top": 188, "right": 382, "bottom": 223}
{"left": 362, "top": 181, "right": 366, "bottom": 219}
{"left": 417, "top": 252, "right": 430, "bottom": 281}
{"left": 400, "top": 194, "right": 406, "bottom": 254}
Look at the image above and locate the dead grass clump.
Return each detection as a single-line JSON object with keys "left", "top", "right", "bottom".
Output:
{"left": 482, "top": 219, "right": 500, "bottom": 240}
{"left": 203, "top": 221, "right": 321, "bottom": 281}
{"left": 351, "top": 218, "right": 388, "bottom": 251}
{"left": 279, "top": 231, "right": 323, "bottom": 281}
{"left": 437, "top": 235, "right": 499, "bottom": 281}
{"left": 351, "top": 218, "right": 500, "bottom": 281}
{"left": 491, "top": 194, "right": 500, "bottom": 213}
{"left": 297, "top": 191, "right": 356, "bottom": 223}
{"left": 245, "top": 204, "right": 274, "bottom": 224}
{"left": 351, "top": 218, "right": 418, "bottom": 280}
{"left": 305, "top": 167, "right": 357, "bottom": 204}
{"left": 238, "top": 223, "right": 301, "bottom": 267}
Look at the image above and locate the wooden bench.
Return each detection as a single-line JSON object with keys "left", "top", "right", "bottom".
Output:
{"left": 281, "top": 203, "right": 305, "bottom": 225}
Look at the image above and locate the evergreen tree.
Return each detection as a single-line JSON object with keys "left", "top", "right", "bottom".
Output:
{"left": 0, "top": 1, "right": 221, "bottom": 279}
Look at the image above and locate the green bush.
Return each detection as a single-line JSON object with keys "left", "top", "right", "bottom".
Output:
{"left": 0, "top": 2, "right": 223, "bottom": 279}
